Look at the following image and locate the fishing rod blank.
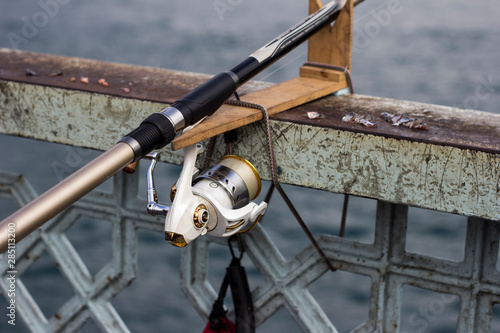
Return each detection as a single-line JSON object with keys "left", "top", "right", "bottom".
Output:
{"left": 0, "top": 0, "right": 347, "bottom": 252}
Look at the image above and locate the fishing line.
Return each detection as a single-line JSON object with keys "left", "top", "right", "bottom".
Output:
{"left": 299, "top": 61, "right": 354, "bottom": 237}
{"left": 222, "top": 55, "right": 359, "bottom": 266}
{"left": 225, "top": 98, "right": 336, "bottom": 271}
{"left": 238, "top": 51, "right": 307, "bottom": 95}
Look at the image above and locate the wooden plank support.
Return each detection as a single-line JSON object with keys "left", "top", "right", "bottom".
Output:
{"left": 170, "top": 76, "right": 347, "bottom": 150}
{"left": 305, "top": 0, "right": 353, "bottom": 70}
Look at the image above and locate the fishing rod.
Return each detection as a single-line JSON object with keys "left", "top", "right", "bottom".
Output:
{"left": 0, "top": 0, "right": 347, "bottom": 252}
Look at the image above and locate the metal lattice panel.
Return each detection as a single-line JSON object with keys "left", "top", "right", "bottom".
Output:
{"left": 1, "top": 166, "right": 499, "bottom": 332}
{"left": 182, "top": 201, "right": 500, "bottom": 332}
{"left": 0, "top": 170, "right": 150, "bottom": 332}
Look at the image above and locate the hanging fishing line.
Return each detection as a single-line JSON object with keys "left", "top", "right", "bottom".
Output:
{"left": 224, "top": 98, "right": 335, "bottom": 271}
{"left": 223, "top": 57, "right": 357, "bottom": 268}
{"left": 301, "top": 61, "right": 353, "bottom": 238}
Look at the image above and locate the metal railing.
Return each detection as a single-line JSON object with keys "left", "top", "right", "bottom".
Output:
{"left": 0, "top": 62, "right": 499, "bottom": 331}
{"left": 1, "top": 166, "right": 499, "bottom": 332}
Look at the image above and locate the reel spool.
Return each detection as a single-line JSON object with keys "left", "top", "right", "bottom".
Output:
{"left": 145, "top": 144, "right": 267, "bottom": 247}
{"left": 194, "top": 155, "right": 262, "bottom": 210}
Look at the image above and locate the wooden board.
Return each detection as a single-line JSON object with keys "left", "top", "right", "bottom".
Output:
{"left": 171, "top": 75, "right": 348, "bottom": 150}
{"left": 307, "top": 0, "right": 353, "bottom": 70}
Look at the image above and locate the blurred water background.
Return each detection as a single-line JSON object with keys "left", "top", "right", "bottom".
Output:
{"left": 0, "top": 0, "right": 499, "bottom": 332}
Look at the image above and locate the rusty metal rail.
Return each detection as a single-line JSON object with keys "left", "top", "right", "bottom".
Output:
{"left": 1, "top": 48, "right": 499, "bottom": 154}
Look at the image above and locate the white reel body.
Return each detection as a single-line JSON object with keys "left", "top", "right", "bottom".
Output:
{"left": 146, "top": 144, "right": 267, "bottom": 247}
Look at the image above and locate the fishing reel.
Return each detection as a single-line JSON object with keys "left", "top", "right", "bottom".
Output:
{"left": 145, "top": 144, "right": 267, "bottom": 247}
